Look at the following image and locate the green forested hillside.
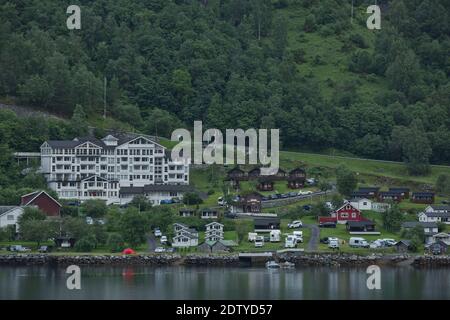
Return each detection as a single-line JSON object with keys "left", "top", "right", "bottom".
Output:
{"left": 0, "top": 0, "right": 449, "bottom": 170}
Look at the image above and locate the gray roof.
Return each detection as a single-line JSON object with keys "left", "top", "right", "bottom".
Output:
{"left": 429, "top": 205, "right": 450, "bottom": 211}
{"left": 395, "top": 240, "right": 412, "bottom": 247}
{"left": 401, "top": 221, "right": 438, "bottom": 229}
{"left": 0, "top": 206, "right": 18, "bottom": 216}
{"left": 422, "top": 212, "right": 450, "bottom": 218}
{"left": 45, "top": 133, "right": 162, "bottom": 150}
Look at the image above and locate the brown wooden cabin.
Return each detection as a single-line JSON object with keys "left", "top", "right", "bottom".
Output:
{"left": 256, "top": 177, "right": 274, "bottom": 191}
{"left": 287, "top": 168, "right": 306, "bottom": 189}
{"left": 388, "top": 187, "right": 410, "bottom": 199}
{"left": 225, "top": 166, "right": 247, "bottom": 189}
{"left": 247, "top": 167, "right": 261, "bottom": 180}
{"left": 411, "top": 192, "right": 435, "bottom": 204}
{"left": 378, "top": 191, "right": 403, "bottom": 203}
{"left": 357, "top": 187, "right": 380, "bottom": 199}
{"left": 239, "top": 192, "right": 262, "bottom": 213}
{"left": 271, "top": 168, "right": 287, "bottom": 180}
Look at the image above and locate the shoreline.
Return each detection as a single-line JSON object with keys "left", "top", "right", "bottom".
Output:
{"left": 1, "top": 253, "right": 449, "bottom": 267}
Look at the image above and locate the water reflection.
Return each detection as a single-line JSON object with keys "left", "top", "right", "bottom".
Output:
{"left": 0, "top": 266, "right": 449, "bottom": 300}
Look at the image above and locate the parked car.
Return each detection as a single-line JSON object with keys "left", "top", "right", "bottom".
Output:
{"left": 248, "top": 232, "right": 258, "bottom": 242}
{"left": 160, "top": 199, "right": 173, "bottom": 204}
{"left": 441, "top": 200, "right": 450, "bottom": 204}
{"left": 328, "top": 238, "right": 340, "bottom": 249}
{"left": 225, "top": 212, "right": 237, "bottom": 219}
{"left": 288, "top": 192, "right": 298, "bottom": 197}
{"left": 154, "top": 229, "right": 162, "bottom": 237}
{"left": 349, "top": 237, "right": 369, "bottom": 248}
{"left": 166, "top": 247, "right": 176, "bottom": 253}
{"left": 370, "top": 240, "right": 384, "bottom": 249}
{"left": 38, "top": 246, "right": 51, "bottom": 253}
{"left": 275, "top": 193, "right": 282, "bottom": 199}
{"left": 254, "top": 236, "right": 264, "bottom": 248}
{"left": 319, "top": 222, "right": 336, "bottom": 228}
{"left": 382, "top": 239, "right": 396, "bottom": 247}
{"left": 320, "top": 237, "right": 332, "bottom": 244}
{"left": 10, "top": 245, "right": 31, "bottom": 252}
{"left": 293, "top": 231, "right": 303, "bottom": 243}
{"left": 298, "top": 190, "right": 313, "bottom": 196}
{"left": 269, "top": 194, "right": 278, "bottom": 200}
{"left": 85, "top": 216, "right": 94, "bottom": 225}
{"left": 288, "top": 220, "right": 303, "bottom": 229}
{"left": 154, "top": 247, "right": 166, "bottom": 253}
{"left": 302, "top": 204, "right": 312, "bottom": 211}
{"left": 280, "top": 193, "right": 289, "bottom": 199}
{"left": 306, "top": 178, "right": 316, "bottom": 185}
{"left": 261, "top": 196, "right": 269, "bottom": 201}
{"left": 172, "top": 197, "right": 181, "bottom": 203}
{"left": 160, "top": 236, "right": 168, "bottom": 243}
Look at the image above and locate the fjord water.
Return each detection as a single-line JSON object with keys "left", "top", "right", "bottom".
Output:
{"left": 0, "top": 266, "right": 449, "bottom": 300}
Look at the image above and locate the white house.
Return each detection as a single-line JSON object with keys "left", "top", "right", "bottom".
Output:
{"left": 205, "top": 222, "right": 224, "bottom": 242}
{"left": 350, "top": 198, "right": 372, "bottom": 211}
{"left": 418, "top": 209, "right": 450, "bottom": 225}
{"left": 401, "top": 221, "right": 439, "bottom": 244}
{"left": 371, "top": 202, "right": 391, "bottom": 213}
{"left": 0, "top": 206, "right": 24, "bottom": 230}
{"left": 200, "top": 209, "right": 219, "bottom": 219}
{"left": 40, "top": 133, "right": 190, "bottom": 205}
{"left": 432, "top": 232, "right": 450, "bottom": 245}
{"left": 172, "top": 223, "right": 198, "bottom": 248}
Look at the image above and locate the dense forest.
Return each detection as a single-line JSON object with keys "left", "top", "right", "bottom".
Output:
{"left": 0, "top": 0, "right": 449, "bottom": 173}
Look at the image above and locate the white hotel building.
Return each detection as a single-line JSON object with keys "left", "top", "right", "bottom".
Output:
{"left": 40, "top": 134, "right": 191, "bottom": 205}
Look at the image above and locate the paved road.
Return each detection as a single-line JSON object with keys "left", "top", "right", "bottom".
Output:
{"left": 305, "top": 224, "right": 320, "bottom": 252}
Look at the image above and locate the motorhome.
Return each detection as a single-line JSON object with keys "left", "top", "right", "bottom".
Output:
{"left": 248, "top": 232, "right": 258, "bottom": 242}
{"left": 270, "top": 230, "right": 281, "bottom": 242}
{"left": 349, "top": 237, "right": 369, "bottom": 248}
{"left": 254, "top": 236, "right": 264, "bottom": 247}
{"left": 293, "top": 231, "right": 303, "bottom": 243}
{"left": 328, "top": 238, "right": 339, "bottom": 249}
{"left": 285, "top": 235, "right": 297, "bottom": 248}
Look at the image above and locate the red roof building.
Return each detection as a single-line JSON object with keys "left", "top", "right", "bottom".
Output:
{"left": 319, "top": 202, "right": 363, "bottom": 224}
{"left": 21, "top": 191, "right": 61, "bottom": 217}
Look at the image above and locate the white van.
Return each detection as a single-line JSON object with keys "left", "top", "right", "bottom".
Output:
{"left": 293, "top": 231, "right": 303, "bottom": 243}
{"left": 248, "top": 232, "right": 258, "bottom": 242}
{"left": 254, "top": 236, "right": 264, "bottom": 248}
{"left": 270, "top": 230, "right": 281, "bottom": 242}
{"left": 285, "top": 235, "right": 297, "bottom": 248}
{"left": 328, "top": 238, "right": 339, "bottom": 249}
{"left": 349, "top": 237, "right": 369, "bottom": 248}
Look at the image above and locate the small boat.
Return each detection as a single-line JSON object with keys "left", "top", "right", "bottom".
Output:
{"left": 280, "top": 262, "right": 295, "bottom": 269}
{"left": 265, "top": 261, "right": 281, "bottom": 269}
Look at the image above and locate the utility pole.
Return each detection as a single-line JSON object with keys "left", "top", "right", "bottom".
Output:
{"left": 351, "top": 0, "right": 354, "bottom": 24}
{"left": 103, "top": 77, "right": 107, "bottom": 119}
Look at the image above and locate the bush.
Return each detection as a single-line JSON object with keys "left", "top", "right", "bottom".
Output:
{"left": 107, "top": 233, "right": 125, "bottom": 253}
{"left": 74, "top": 236, "right": 97, "bottom": 252}
{"left": 183, "top": 192, "right": 203, "bottom": 205}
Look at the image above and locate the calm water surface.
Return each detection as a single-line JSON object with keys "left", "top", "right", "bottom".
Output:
{"left": 0, "top": 266, "right": 449, "bottom": 300}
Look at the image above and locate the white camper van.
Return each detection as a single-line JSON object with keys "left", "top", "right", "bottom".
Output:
{"left": 285, "top": 235, "right": 297, "bottom": 248}
{"left": 270, "top": 230, "right": 281, "bottom": 242}
{"left": 293, "top": 231, "right": 303, "bottom": 243}
{"left": 254, "top": 236, "right": 264, "bottom": 248}
{"left": 349, "top": 237, "right": 369, "bottom": 248}
{"left": 248, "top": 232, "right": 258, "bottom": 242}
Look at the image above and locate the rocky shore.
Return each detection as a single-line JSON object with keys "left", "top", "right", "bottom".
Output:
{"left": 0, "top": 253, "right": 449, "bottom": 267}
